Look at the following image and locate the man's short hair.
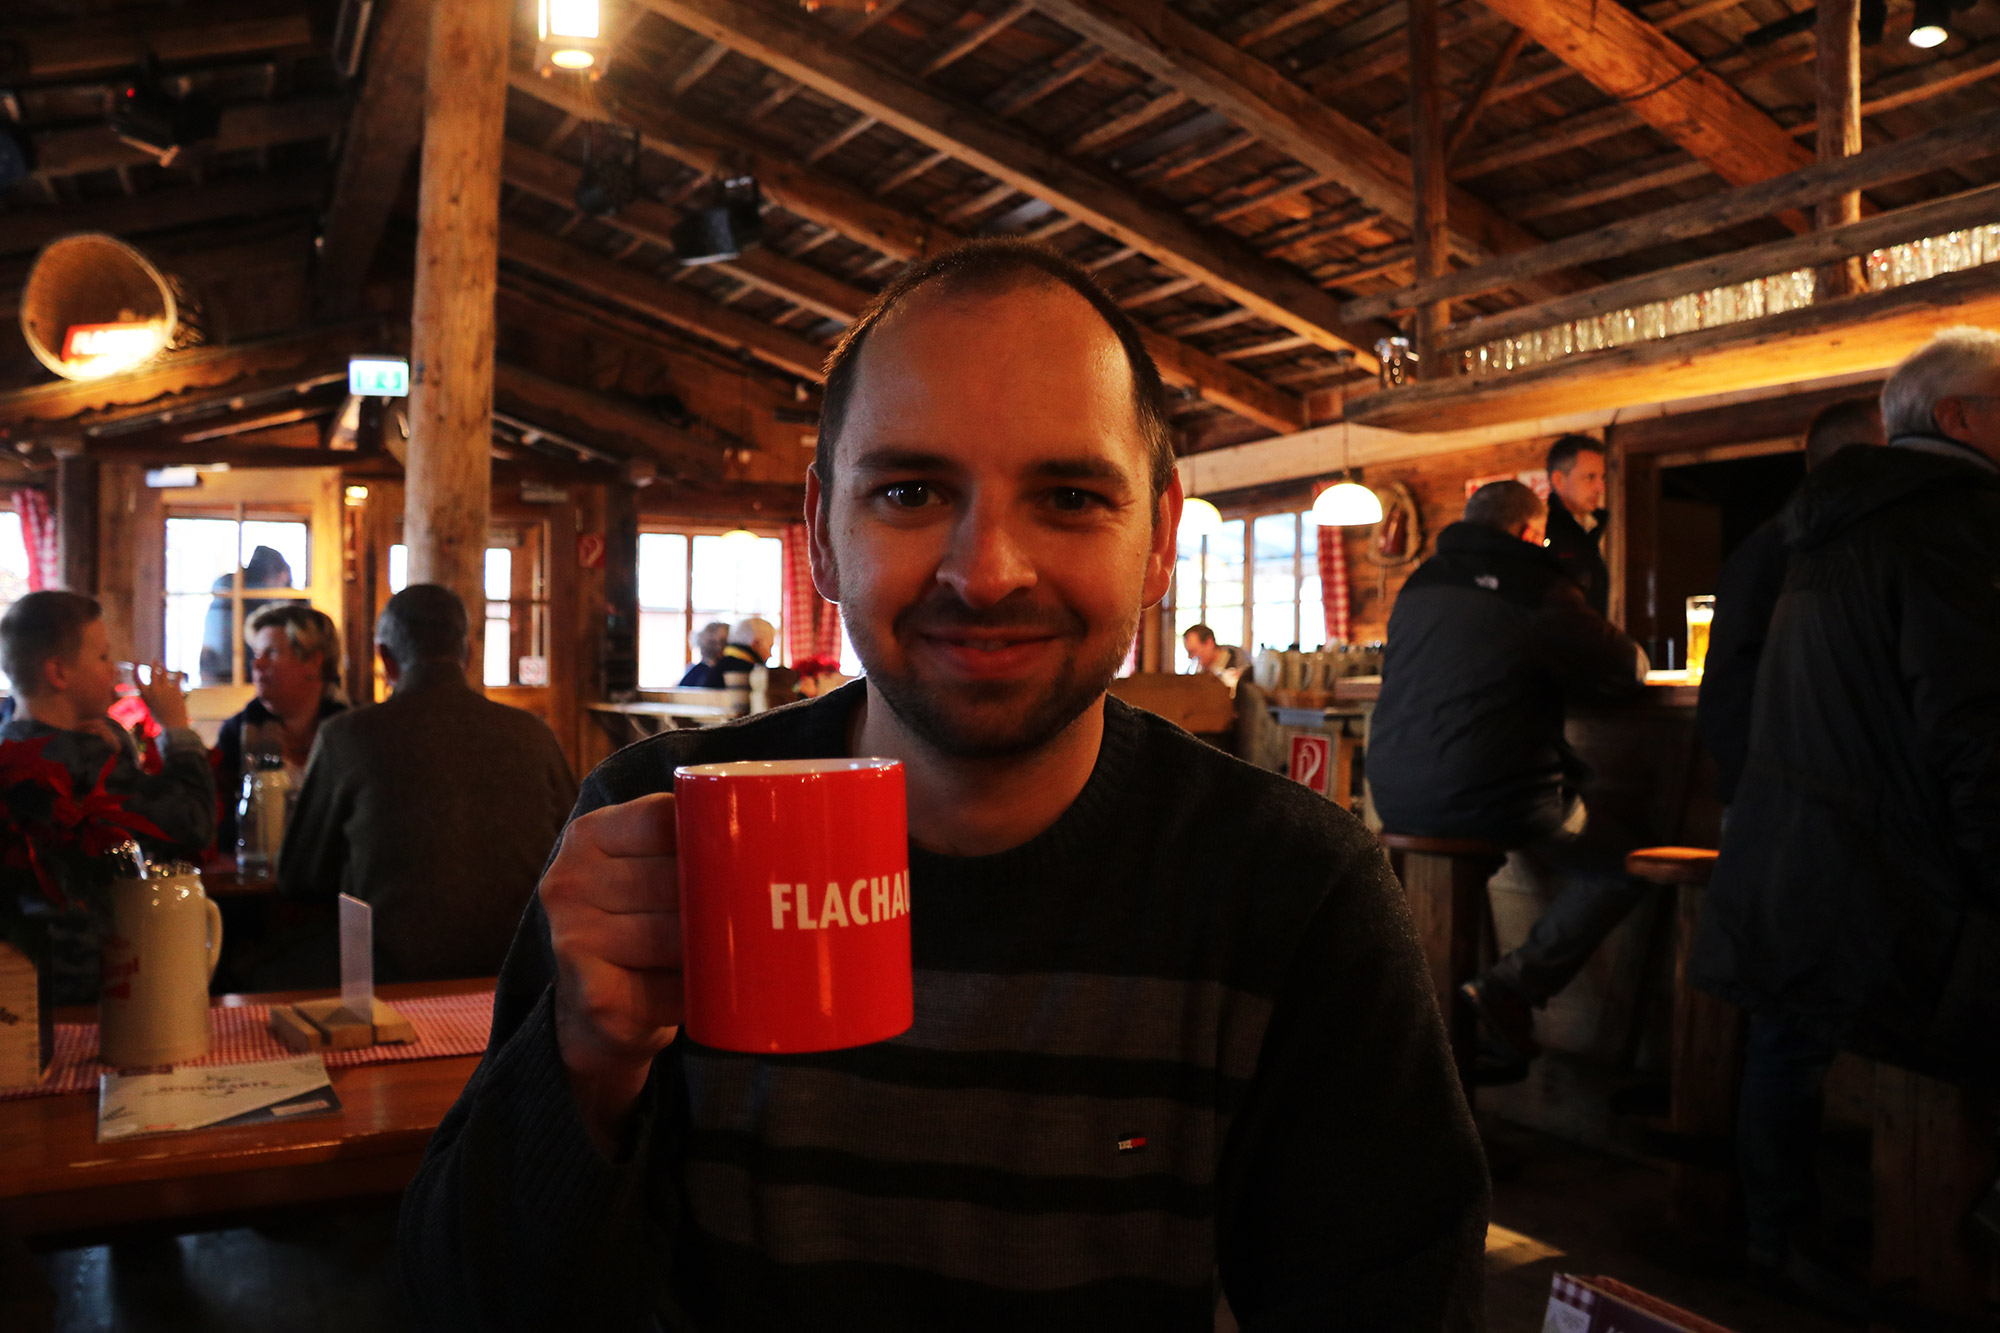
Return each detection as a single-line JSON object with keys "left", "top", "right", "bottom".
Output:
{"left": 1464, "top": 480, "right": 1548, "bottom": 535}
{"left": 815, "top": 238, "right": 1175, "bottom": 508}
{"left": 732, "top": 616, "right": 775, "bottom": 652}
{"left": 1880, "top": 326, "right": 2000, "bottom": 439}
{"left": 694, "top": 621, "right": 729, "bottom": 661}
{"left": 1804, "top": 397, "right": 1882, "bottom": 469}
{"left": 0, "top": 590, "right": 101, "bottom": 696}
{"left": 248, "top": 602, "right": 342, "bottom": 686}
{"left": 1183, "top": 624, "right": 1216, "bottom": 645}
{"left": 376, "top": 584, "right": 469, "bottom": 671}
{"left": 1546, "top": 434, "right": 1607, "bottom": 477}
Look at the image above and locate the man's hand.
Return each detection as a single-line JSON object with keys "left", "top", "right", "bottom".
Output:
{"left": 541, "top": 792, "right": 683, "bottom": 1152}
{"left": 137, "top": 663, "right": 190, "bottom": 732}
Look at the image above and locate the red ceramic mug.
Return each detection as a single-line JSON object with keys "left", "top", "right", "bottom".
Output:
{"left": 673, "top": 757, "right": 913, "bottom": 1053}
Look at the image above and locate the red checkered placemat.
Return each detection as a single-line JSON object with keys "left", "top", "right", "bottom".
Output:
{"left": 0, "top": 990, "right": 494, "bottom": 1102}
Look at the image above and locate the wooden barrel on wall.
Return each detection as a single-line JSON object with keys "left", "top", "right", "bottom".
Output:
{"left": 19, "top": 233, "right": 205, "bottom": 380}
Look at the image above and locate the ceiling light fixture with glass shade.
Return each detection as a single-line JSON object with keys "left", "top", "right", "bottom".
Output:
{"left": 537, "top": 0, "right": 609, "bottom": 75}
{"left": 1177, "top": 454, "right": 1224, "bottom": 542}
{"left": 1908, "top": 0, "right": 1972, "bottom": 47}
{"left": 1311, "top": 350, "right": 1383, "bottom": 527}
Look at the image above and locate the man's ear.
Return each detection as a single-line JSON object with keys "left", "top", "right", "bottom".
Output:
{"left": 1140, "top": 472, "right": 1184, "bottom": 610}
{"left": 803, "top": 463, "right": 841, "bottom": 604}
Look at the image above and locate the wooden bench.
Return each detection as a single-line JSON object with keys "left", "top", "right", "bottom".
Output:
{"left": 1379, "top": 833, "right": 1509, "bottom": 1091}
{"left": 1625, "top": 846, "right": 1741, "bottom": 1230}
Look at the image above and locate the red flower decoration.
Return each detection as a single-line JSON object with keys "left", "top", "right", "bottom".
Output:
{"left": 0, "top": 735, "right": 167, "bottom": 912}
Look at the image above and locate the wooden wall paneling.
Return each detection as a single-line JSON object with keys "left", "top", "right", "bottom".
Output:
{"left": 340, "top": 484, "right": 381, "bottom": 706}
{"left": 574, "top": 483, "right": 615, "bottom": 774}
{"left": 543, "top": 485, "right": 590, "bottom": 779}
{"left": 603, "top": 484, "right": 641, "bottom": 701}
{"left": 93, "top": 465, "right": 142, "bottom": 657}
{"left": 130, "top": 481, "right": 165, "bottom": 663}
{"left": 1618, "top": 447, "right": 1662, "bottom": 652}
{"left": 56, "top": 455, "right": 96, "bottom": 595}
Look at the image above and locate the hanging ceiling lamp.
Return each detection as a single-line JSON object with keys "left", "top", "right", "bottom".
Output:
{"left": 1908, "top": 0, "right": 1971, "bottom": 47}
{"left": 538, "top": 0, "right": 608, "bottom": 73}
{"left": 1180, "top": 496, "right": 1223, "bottom": 541}
{"left": 1311, "top": 478, "right": 1383, "bottom": 527}
{"left": 1311, "top": 351, "right": 1383, "bottom": 526}
{"left": 720, "top": 527, "right": 761, "bottom": 544}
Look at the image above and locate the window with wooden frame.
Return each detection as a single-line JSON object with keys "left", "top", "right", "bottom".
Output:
{"left": 1169, "top": 509, "right": 1328, "bottom": 668}
{"left": 388, "top": 520, "right": 551, "bottom": 688}
{"left": 635, "top": 526, "right": 786, "bottom": 688}
{"left": 163, "top": 504, "right": 316, "bottom": 687}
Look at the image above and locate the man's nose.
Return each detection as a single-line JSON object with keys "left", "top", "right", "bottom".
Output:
{"left": 935, "top": 498, "right": 1037, "bottom": 609}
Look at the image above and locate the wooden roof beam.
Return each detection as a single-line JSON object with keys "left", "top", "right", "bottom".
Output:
{"left": 1347, "top": 262, "right": 2000, "bottom": 433}
{"left": 0, "top": 6, "right": 314, "bottom": 82}
{"left": 317, "top": 0, "right": 434, "bottom": 314}
{"left": 501, "top": 221, "right": 831, "bottom": 381}
{"left": 0, "top": 324, "right": 384, "bottom": 432}
{"left": 508, "top": 73, "right": 1310, "bottom": 432}
{"left": 32, "top": 96, "right": 345, "bottom": 178}
{"left": 493, "top": 362, "right": 726, "bottom": 480}
{"left": 1474, "top": 0, "right": 1813, "bottom": 218}
{"left": 633, "top": 0, "right": 1391, "bottom": 364}
{"left": 1024, "top": 0, "right": 1561, "bottom": 278}
{"left": 0, "top": 169, "right": 326, "bottom": 257}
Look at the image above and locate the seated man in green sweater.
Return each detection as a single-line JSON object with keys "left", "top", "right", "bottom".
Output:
{"left": 401, "top": 241, "right": 1489, "bottom": 1331}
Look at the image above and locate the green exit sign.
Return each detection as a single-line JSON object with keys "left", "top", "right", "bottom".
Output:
{"left": 349, "top": 356, "right": 410, "bottom": 397}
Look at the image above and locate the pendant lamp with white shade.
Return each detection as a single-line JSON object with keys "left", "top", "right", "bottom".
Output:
{"left": 1180, "top": 495, "right": 1224, "bottom": 541}
{"left": 1313, "top": 357, "right": 1383, "bottom": 527}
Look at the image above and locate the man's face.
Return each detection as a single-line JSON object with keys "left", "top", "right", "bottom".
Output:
{"left": 806, "top": 283, "right": 1177, "bottom": 759}
{"left": 1934, "top": 366, "right": 2000, "bottom": 463}
{"left": 56, "top": 617, "right": 119, "bottom": 718}
{"left": 1551, "top": 451, "right": 1607, "bottom": 514}
{"left": 1183, "top": 633, "right": 1218, "bottom": 670}
{"left": 249, "top": 626, "right": 323, "bottom": 714}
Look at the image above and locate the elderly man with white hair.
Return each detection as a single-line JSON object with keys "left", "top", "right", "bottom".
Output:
{"left": 1691, "top": 327, "right": 2000, "bottom": 1297}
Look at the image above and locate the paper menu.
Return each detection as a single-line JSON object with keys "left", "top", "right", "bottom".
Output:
{"left": 97, "top": 1055, "right": 341, "bottom": 1142}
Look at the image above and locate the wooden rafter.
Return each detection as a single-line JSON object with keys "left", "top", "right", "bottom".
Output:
{"left": 0, "top": 325, "right": 383, "bottom": 432}
{"left": 1024, "top": 0, "right": 1563, "bottom": 274}
{"left": 493, "top": 363, "right": 726, "bottom": 479}
{"left": 0, "top": 7, "right": 313, "bottom": 81}
{"left": 501, "top": 221, "right": 831, "bottom": 380}
{"left": 511, "top": 76, "right": 1323, "bottom": 430}
{"left": 33, "top": 96, "right": 345, "bottom": 178}
{"left": 317, "top": 0, "right": 433, "bottom": 314}
{"left": 0, "top": 169, "right": 325, "bottom": 257}
{"left": 1475, "top": 0, "right": 1813, "bottom": 208}
{"left": 1444, "top": 26, "right": 1529, "bottom": 163}
{"left": 922, "top": 2, "right": 1037, "bottom": 77}
{"left": 636, "top": 0, "right": 1392, "bottom": 362}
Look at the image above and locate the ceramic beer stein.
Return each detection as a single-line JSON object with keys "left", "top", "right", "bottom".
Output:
{"left": 99, "top": 866, "right": 223, "bottom": 1068}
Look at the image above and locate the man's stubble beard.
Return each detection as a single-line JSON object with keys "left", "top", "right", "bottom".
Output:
{"left": 828, "top": 548, "right": 1140, "bottom": 761}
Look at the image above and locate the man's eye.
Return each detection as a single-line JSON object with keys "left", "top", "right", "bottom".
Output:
{"left": 881, "top": 482, "right": 935, "bottom": 508}
{"left": 1048, "top": 488, "right": 1101, "bottom": 512}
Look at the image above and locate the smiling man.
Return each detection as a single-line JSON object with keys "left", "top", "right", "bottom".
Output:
{"left": 401, "top": 241, "right": 1487, "bottom": 1332}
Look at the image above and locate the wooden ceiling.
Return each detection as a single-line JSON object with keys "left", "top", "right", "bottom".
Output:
{"left": 1, "top": 0, "right": 1996, "bottom": 479}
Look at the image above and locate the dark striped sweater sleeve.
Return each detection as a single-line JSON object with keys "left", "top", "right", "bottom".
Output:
{"left": 1216, "top": 819, "right": 1489, "bottom": 1330}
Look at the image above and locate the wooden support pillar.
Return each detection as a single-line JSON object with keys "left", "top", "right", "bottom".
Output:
{"left": 55, "top": 454, "right": 96, "bottom": 594}
{"left": 602, "top": 483, "right": 640, "bottom": 699}
{"left": 1407, "top": 0, "right": 1451, "bottom": 373}
{"left": 1816, "top": 0, "right": 1864, "bottom": 298}
{"left": 403, "top": 0, "right": 506, "bottom": 644}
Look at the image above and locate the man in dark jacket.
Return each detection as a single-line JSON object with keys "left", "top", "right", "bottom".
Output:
{"left": 1694, "top": 328, "right": 2000, "bottom": 1274}
{"left": 1543, "top": 434, "right": 1611, "bottom": 616}
{"left": 267, "top": 585, "right": 577, "bottom": 985}
{"left": 1695, "top": 398, "right": 1881, "bottom": 804}
{"left": 1370, "top": 480, "right": 1648, "bottom": 1063}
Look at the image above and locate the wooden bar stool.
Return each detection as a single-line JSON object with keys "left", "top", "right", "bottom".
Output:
{"left": 1626, "top": 846, "right": 1743, "bottom": 1229}
{"left": 1379, "top": 833, "right": 1509, "bottom": 1090}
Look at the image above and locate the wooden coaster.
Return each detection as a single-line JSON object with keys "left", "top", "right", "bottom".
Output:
{"left": 269, "top": 997, "right": 417, "bottom": 1053}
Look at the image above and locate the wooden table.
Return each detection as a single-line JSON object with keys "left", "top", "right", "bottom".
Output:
{"left": 0, "top": 979, "right": 489, "bottom": 1241}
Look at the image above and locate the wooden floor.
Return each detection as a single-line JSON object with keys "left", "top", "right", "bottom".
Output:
{"left": 14, "top": 1123, "right": 1862, "bottom": 1332}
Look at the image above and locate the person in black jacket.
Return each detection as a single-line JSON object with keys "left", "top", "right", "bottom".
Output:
{"left": 1543, "top": 434, "right": 1611, "bottom": 616}
{"left": 1695, "top": 398, "right": 1881, "bottom": 806}
{"left": 1693, "top": 328, "right": 2000, "bottom": 1277}
{"left": 1370, "top": 481, "right": 1648, "bottom": 1065}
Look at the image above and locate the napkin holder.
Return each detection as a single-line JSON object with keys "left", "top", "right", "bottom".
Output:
{"left": 270, "top": 997, "right": 415, "bottom": 1052}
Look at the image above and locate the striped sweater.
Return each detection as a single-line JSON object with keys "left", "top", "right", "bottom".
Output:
{"left": 401, "top": 683, "right": 1488, "bottom": 1331}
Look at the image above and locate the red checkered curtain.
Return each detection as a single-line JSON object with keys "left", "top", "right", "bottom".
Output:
{"left": 15, "top": 489, "right": 58, "bottom": 591}
{"left": 1317, "top": 526, "right": 1351, "bottom": 644}
{"left": 781, "top": 523, "right": 841, "bottom": 665}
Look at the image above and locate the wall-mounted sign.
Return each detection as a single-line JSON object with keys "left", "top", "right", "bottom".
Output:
{"left": 348, "top": 356, "right": 410, "bottom": 398}
{"left": 63, "top": 321, "right": 162, "bottom": 373}
{"left": 1287, "top": 734, "right": 1331, "bottom": 796}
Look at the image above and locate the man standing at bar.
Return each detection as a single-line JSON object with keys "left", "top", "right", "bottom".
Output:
{"left": 401, "top": 241, "right": 1486, "bottom": 1331}
{"left": 1182, "top": 622, "right": 1248, "bottom": 682}
{"left": 1543, "top": 434, "right": 1611, "bottom": 617}
{"left": 1695, "top": 329, "right": 2000, "bottom": 1282}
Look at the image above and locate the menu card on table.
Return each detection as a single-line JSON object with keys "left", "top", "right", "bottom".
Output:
{"left": 97, "top": 1055, "right": 341, "bottom": 1142}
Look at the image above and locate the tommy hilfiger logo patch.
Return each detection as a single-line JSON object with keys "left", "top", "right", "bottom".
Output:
{"left": 1116, "top": 1136, "right": 1147, "bottom": 1154}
